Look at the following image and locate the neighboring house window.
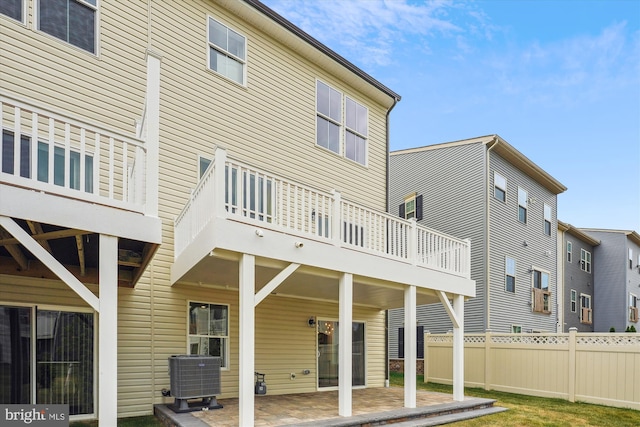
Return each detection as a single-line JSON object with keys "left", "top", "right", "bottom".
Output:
{"left": 532, "top": 268, "right": 551, "bottom": 314}
{"left": 225, "top": 168, "right": 274, "bottom": 222}
{"left": 399, "top": 193, "right": 423, "bottom": 220}
{"left": 38, "top": 0, "right": 97, "bottom": 54}
{"left": 630, "top": 293, "right": 638, "bottom": 323}
{"left": 2, "top": 130, "right": 93, "bottom": 192}
{"left": 188, "top": 302, "right": 229, "bottom": 368}
{"left": 397, "top": 326, "right": 424, "bottom": 359}
{"left": 343, "top": 222, "right": 364, "bottom": 247}
{"left": 208, "top": 17, "right": 246, "bottom": 85}
{"left": 0, "top": 0, "right": 23, "bottom": 22}
{"left": 494, "top": 172, "right": 506, "bottom": 202}
{"left": 518, "top": 187, "right": 527, "bottom": 224}
{"left": 629, "top": 248, "right": 633, "bottom": 269}
{"left": 505, "top": 256, "right": 516, "bottom": 293}
{"left": 570, "top": 289, "right": 577, "bottom": 313}
{"left": 316, "top": 80, "right": 342, "bottom": 155}
{"left": 580, "top": 294, "right": 592, "bottom": 324}
{"left": 580, "top": 249, "right": 591, "bottom": 273}
{"left": 567, "top": 241, "right": 572, "bottom": 263}
{"left": 543, "top": 203, "right": 551, "bottom": 236}
{"left": 511, "top": 325, "right": 522, "bottom": 333}
{"left": 199, "top": 156, "right": 212, "bottom": 178}
{"left": 345, "top": 97, "right": 368, "bottom": 165}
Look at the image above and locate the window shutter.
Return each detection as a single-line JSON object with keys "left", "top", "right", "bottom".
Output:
{"left": 399, "top": 203, "right": 405, "bottom": 219}
{"left": 417, "top": 326, "right": 424, "bottom": 359}
{"left": 398, "top": 327, "right": 404, "bottom": 358}
{"left": 415, "top": 195, "right": 423, "bottom": 221}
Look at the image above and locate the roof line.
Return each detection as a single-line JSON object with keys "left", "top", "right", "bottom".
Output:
{"left": 243, "top": 0, "right": 401, "bottom": 102}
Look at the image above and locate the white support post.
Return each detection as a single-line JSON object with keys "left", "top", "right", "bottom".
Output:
{"left": 144, "top": 49, "right": 161, "bottom": 217}
{"left": 213, "top": 147, "right": 228, "bottom": 219}
{"left": 338, "top": 273, "right": 353, "bottom": 417}
{"left": 98, "top": 234, "right": 118, "bottom": 427}
{"left": 452, "top": 294, "right": 464, "bottom": 401}
{"left": 239, "top": 254, "right": 255, "bottom": 427}
{"left": 404, "top": 285, "right": 417, "bottom": 408}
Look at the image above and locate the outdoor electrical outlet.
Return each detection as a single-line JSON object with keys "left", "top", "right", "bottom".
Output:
{"left": 290, "top": 373, "right": 296, "bottom": 380}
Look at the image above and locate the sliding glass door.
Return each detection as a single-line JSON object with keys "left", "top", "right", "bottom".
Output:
{"left": 317, "top": 320, "right": 365, "bottom": 388}
{"left": 0, "top": 305, "right": 95, "bottom": 416}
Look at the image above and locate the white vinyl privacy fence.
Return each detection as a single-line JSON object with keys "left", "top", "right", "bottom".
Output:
{"left": 424, "top": 329, "right": 640, "bottom": 410}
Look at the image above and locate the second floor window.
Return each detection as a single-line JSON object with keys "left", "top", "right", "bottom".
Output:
{"left": 316, "top": 81, "right": 342, "bottom": 154}
{"left": 518, "top": 187, "right": 527, "bottom": 224}
{"left": 208, "top": 17, "right": 246, "bottom": 85}
{"left": 567, "top": 241, "right": 572, "bottom": 263}
{"left": 544, "top": 203, "right": 551, "bottom": 236}
{"left": 629, "top": 248, "right": 633, "bottom": 269}
{"left": 494, "top": 172, "right": 506, "bottom": 202}
{"left": 580, "top": 249, "right": 591, "bottom": 273}
{"left": 570, "top": 289, "right": 577, "bottom": 312}
{"left": 399, "top": 193, "right": 423, "bottom": 220}
{"left": 0, "top": 0, "right": 23, "bottom": 21}
{"left": 505, "top": 256, "right": 516, "bottom": 293}
{"left": 345, "top": 97, "right": 368, "bottom": 165}
{"left": 38, "top": 0, "right": 97, "bottom": 54}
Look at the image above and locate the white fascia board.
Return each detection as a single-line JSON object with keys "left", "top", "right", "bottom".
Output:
{"left": 0, "top": 184, "right": 161, "bottom": 244}
{"left": 175, "top": 218, "right": 476, "bottom": 296}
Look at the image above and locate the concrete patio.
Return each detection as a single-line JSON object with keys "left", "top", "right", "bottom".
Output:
{"left": 154, "top": 387, "right": 505, "bottom": 426}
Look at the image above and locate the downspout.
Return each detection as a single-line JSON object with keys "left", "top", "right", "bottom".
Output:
{"left": 485, "top": 136, "right": 498, "bottom": 332}
{"left": 384, "top": 95, "right": 400, "bottom": 387}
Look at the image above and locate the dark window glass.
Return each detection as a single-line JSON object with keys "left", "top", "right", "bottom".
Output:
{"left": 0, "top": 306, "right": 32, "bottom": 404}
{"left": 0, "top": 0, "right": 22, "bottom": 21}
{"left": 506, "top": 275, "right": 515, "bottom": 293}
{"left": 495, "top": 187, "right": 506, "bottom": 202}
{"left": 39, "top": 0, "right": 96, "bottom": 54}
{"left": 545, "top": 220, "right": 551, "bottom": 236}
{"left": 2, "top": 130, "right": 31, "bottom": 177}
{"left": 518, "top": 206, "right": 527, "bottom": 223}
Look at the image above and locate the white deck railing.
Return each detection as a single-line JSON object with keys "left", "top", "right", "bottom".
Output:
{"left": 175, "top": 148, "right": 470, "bottom": 278}
{"left": 0, "top": 94, "right": 147, "bottom": 213}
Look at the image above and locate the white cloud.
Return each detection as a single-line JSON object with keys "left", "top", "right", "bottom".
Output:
{"left": 264, "top": 0, "right": 462, "bottom": 67}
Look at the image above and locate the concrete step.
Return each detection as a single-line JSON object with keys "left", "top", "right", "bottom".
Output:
{"left": 391, "top": 406, "right": 509, "bottom": 426}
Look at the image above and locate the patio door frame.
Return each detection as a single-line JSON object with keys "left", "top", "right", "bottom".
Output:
{"left": 0, "top": 302, "right": 97, "bottom": 421}
{"left": 316, "top": 318, "right": 366, "bottom": 390}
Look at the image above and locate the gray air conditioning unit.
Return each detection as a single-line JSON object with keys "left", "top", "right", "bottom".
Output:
{"left": 168, "top": 355, "right": 223, "bottom": 413}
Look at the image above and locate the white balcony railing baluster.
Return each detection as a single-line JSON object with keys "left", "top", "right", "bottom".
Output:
{"left": 0, "top": 94, "right": 147, "bottom": 213}
{"left": 174, "top": 148, "right": 471, "bottom": 278}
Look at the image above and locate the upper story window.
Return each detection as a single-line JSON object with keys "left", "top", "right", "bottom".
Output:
{"left": 567, "top": 241, "right": 572, "bottom": 263}
{"left": 188, "top": 302, "right": 229, "bottom": 368}
{"left": 570, "top": 289, "right": 577, "bottom": 312}
{"left": 511, "top": 325, "right": 522, "bottom": 333}
{"left": 0, "top": 0, "right": 24, "bottom": 22}
{"left": 199, "top": 156, "right": 212, "bottom": 178}
{"left": 316, "top": 81, "right": 342, "bottom": 154}
{"left": 38, "top": 0, "right": 97, "bottom": 54}
{"left": 494, "top": 172, "right": 506, "bottom": 202}
{"left": 532, "top": 268, "right": 551, "bottom": 314}
{"left": 629, "top": 248, "right": 633, "bottom": 269}
{"left": 518, "top": 187, "right": 527, "bottom": 224}
{"left": 316, "top": 81, "right": 369, "bottom": 165}
{"left": 345, "top": 97, "right": 368, "bottom": 165}
{"left": 580, "top": 249, "right": 591, "bottom": 273}
{"left": 543, "top": 203, "right": 551, "bottom": 236}
{"left": 505, "top": 256, "right": 516, "bottom": 293}
{"left": 399, "top": 193, "right": 423, "bottom": 220}
{"left": 208, "top": 17, "right": 246, "bottom": 85}
{"left": 630, "top": 293, "right": 638, "bottom": 323}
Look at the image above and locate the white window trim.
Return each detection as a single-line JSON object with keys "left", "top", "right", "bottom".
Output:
{"left": 315, "top": 79, "right": 343, "bottom": 157}
{"left": 579, "top": 293, "right": 592, "bottom": 324}
{"left": 187, "top": 300, "right": 231, "bottom": 370}
{"left": 570, "top": 289, "right": 577, "bottom": 313}
{"left": 494, "top": 172, "right": 506, "bottom": 202}
{"left": 206, "top": 15, "right": 247, "bottom": 86}
{"left": 344, "top": 95, "right": 368, "bottom": 167}
{"left": 518, "top": 187, "right": 528, "bottom": 224}
{"left": 543, "top": 203, "right": 551, "bottom": 235}
{"left": 34, "top": 0, "right": 100, "bottom": 56}
{"left": 0, "top": 0, "right": 27, "bottom": 24}
{"left": 567, "top": 241, "right": 572, "bottom": 263}
{"left": 403, "top": 193, "right": 417, "bottom": 220}
{"left": 505, "top": 256, "right": 516, "bottom": 293}
{"left": 580, "top": 248, "right": 592, "bottom": 273}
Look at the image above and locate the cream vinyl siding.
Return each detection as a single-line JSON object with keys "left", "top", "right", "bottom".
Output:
{"left": 149, "top": 0, "right": 388, "bottom": 212}
{"left": 0, "top": 1, "right": 148, "bottom": 131}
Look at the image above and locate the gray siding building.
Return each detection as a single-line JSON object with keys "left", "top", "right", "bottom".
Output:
{"left": 557, "top": 222, "right": 600, "bottom": 332}
{"left": 388, "top": 135, "right": 567, "bottom": 358}
{"left": 578, "top": 229, "right": 640, "bottom": 332}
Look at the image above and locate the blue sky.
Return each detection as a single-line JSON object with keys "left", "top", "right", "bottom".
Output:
{"left": 262, "top": 0, "right": 640, "bottom": 232}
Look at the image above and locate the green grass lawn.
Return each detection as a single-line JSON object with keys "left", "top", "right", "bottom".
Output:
{"left": 389, "top": 372, "right": 640, "bottom": 426}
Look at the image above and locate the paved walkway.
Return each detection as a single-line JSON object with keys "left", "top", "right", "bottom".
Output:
{"left": 189, "top": 387, "right": 456, "bottom": 426}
